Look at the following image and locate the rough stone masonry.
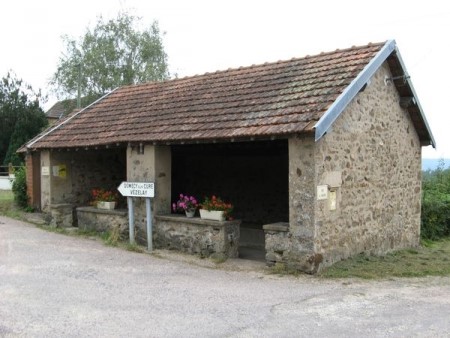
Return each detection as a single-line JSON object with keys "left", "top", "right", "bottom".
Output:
{"left": 265, "top": 62, "right": 422, "bottom": 273}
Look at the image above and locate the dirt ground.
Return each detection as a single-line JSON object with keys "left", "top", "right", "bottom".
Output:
{"left": 1, "top": 215, "right": 449, "bottom": 337}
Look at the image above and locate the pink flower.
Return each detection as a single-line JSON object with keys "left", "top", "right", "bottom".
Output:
{"left": 173, "top": 193, "right": 199, "bottom": 213}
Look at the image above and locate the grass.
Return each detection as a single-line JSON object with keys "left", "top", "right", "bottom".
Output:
{"left": 0, "top": 190, "right": 22, "bottom": 219}
{"left": 125, "top": 242, "right": 146, "bottom": 253}
{"left": 0, "top": 190, "right": 13, "bottom": 200}
{"left": 101, "top": 227, "right": 121, "bottom": 246}
{"left": 319, "top": 238, "right": 450, "bottom": 279}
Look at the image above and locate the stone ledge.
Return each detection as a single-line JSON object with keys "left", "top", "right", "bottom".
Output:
{"left": 76, "top": 206, "right": 128, "bottom": 216}
{"left": 263, "top": 222, "right": 289, "bottom": 232}
{"left": 156, "top": 214, "right": 241, "bottom": 228}
{"left": 155, "top": 214, "right": 241, "bottom": 258}
{"left": 50, "top": 203, "right": 73, "bottom": 209}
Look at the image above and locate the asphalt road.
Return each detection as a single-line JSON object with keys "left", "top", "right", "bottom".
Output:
{"left": 1, "top": 216, "right": 449, "bottom": 337}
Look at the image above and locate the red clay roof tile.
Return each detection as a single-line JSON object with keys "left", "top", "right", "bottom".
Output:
{"left": 28, "top": 42, "right": 385, "bottom": 149}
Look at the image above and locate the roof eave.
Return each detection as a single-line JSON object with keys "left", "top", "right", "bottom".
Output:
{"left": 392, "top": 45, "right": 436, "bottom": 148}
{"left": 314, "top": 39, "right": 436, "bottom": 148}
{"left": 314, "top": 40, "right": 397, "bottom": 141}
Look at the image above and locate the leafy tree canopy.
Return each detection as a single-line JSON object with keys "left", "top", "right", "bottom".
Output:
{"left": 51, "top": 12, "right": 170, "bottom": 105}
{"left": 421, "top": 160, "right": 450, "bottom": 240}
{"left": 0, "top": 72, "right": 48, "bottom": 165}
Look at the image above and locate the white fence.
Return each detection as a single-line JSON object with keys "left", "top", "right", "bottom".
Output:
{"left": 0, "top": 165, "right": 15, "bottom": 190}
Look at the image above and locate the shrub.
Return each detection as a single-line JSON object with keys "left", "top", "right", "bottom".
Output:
{"left": 11, "top": 166, "right": 28, "bottom": 208}
{"left": 421, "top": 162, "right": 450, "bottom": 240}
{"left": 421, "top": 194, "right": 450, "bottom": 239}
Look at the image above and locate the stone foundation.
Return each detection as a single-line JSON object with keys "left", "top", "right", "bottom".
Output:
{"left": 263, "top": 222, "right": 290, "bottom": 265}
{"left": 49, "top": 204, "right": 74, "bottom": 228}
{"left": 155, "top": 215, "right": 241, "bottom": 258}
{"left": 77, "top": 207, "right": 128, "bottom": 233}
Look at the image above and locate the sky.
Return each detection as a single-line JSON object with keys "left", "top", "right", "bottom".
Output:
{"left": 0, "top": 0, "right": 449, "bottom": 158}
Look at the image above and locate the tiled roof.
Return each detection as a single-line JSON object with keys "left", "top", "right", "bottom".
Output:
{"left": 46, "top": 101, "right": 65, "bottom": 119}
{"left": 29, "top": 42, "right": 389, "bottom": 149}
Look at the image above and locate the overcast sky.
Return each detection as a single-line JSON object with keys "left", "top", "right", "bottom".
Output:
{"left": 1, "top": 0, "right": 448, "bottom": 158}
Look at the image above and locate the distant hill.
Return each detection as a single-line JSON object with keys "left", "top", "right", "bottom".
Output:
{"left": 422, "top": 158, "right": 450, "bottom": 171}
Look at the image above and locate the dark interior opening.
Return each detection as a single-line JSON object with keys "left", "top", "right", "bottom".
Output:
{"left": 171, "top": 140, "right": 289, "bottom": 229}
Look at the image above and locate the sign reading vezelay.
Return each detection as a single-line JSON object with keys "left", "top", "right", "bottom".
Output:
{"left": 118, "top": 182, "right": 154, "bottom": 198}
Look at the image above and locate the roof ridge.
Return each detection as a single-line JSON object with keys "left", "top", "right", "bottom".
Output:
{"left": 118, "top": 41, "right": 387, "bottom": 91}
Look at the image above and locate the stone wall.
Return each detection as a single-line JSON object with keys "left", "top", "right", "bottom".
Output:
{"left": 71, "top": 149, "right": 126, "bottom": 206}
{"left": 39, "top": 148, "right": 126, "bottom": 213}
{"left": 268, "top": 62, "right": 423, "bottom": 273}
{"left": 314, "top": 62, "right": 422, "bottom": 267}
{"left": 50, "top": 204, "right": 74, "bottom": 228}
{"left": 263, "top": 222, "right": 290, "bottom": 265}
{"left": 77, "top": 207, "right": 128, "bottom": 233}
{"left": 155, "top": 215, "right": 241, "bottom": 258}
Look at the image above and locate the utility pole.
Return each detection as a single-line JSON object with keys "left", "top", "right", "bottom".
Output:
{"left": 77, "top": 63, "right": 81, "bottom": 109}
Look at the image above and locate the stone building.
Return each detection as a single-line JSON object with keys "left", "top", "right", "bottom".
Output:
{"left": 20, "top": 40, "right": 434, "bottom": 273}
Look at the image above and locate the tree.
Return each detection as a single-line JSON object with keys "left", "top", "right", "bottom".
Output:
{"left": 0, "top": 72, "right": 48, "bottom": 165}
{"left": 421, "top": 161, "right": 450, "bottom": 240}
{"left": 51, "top": 12, "right": 170, "bottom": 105}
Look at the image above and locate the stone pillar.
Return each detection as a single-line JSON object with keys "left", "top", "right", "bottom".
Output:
{"left": 263, "top": 222, "right": 290, "bottom": 265}
{"left": 127, "top": 144, "right": 171, "bottom": 242}
{"left": 286, "top": 136, "right": 323, "bottom": 273}
{"left": 40, "top": 150, "right": 75, "bottom": 225}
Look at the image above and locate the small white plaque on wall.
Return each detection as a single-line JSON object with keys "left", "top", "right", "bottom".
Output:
{"left": 41, "top": 166, "right": 49, "bottom": 176}
{"left": 329, "top": 190, "right": 337, "bottom": 210}
{"left": 317, "top": 185, "right": 328, "bottom": 200}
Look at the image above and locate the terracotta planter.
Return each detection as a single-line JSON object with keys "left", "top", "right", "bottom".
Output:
{"left": 199, "top": 209, "right": 225, "bottom": 221}
{"left": 97, "top": 201, "right": 116, "bottom": 210}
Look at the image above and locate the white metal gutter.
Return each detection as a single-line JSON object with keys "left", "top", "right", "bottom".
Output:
{"left": 314, "top": 40, "right": 397, "bottom": 141}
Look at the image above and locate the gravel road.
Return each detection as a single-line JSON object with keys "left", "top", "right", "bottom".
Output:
{"left": 1, "top": 216, "right": 449, "bottom": 337}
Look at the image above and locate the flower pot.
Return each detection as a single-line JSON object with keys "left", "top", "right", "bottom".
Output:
{"left": 97, "top": 201, "right": 116, "bottom": 210}
{"left": 199, "top": 209, "right": 225, "bottom": 221}
{"left": 185, "top": 209, "right": 196, "bottom": 218}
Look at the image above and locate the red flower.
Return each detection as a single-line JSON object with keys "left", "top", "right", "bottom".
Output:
{"left": 200, "top": 195, "right": 233, "bottom": 220}
{"left": 91, "top": 188, "right": 118, "bottom": 203}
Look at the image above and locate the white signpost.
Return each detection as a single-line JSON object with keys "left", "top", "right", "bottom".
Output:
{"left": 118, "top": 182, "right": 155, "bottom": 251}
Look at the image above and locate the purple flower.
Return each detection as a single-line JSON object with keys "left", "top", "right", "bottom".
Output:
{"left": 173, "top": 193, "right": 199, "bottom": 213}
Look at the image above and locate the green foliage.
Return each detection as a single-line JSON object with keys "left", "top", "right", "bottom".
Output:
{"left": 11, "top": 166, "right": 28, "bottom": 208}
{"left": 51, "top": 12, "right": 169, "bottom": 106}
{"left": 0, "top": 72, "right": 48, "bottom": 165}
{"left": 421, "top": 160, "right": 450, "bottom": 240}
{"left": 102, "top": 226, "right": 122, "bottom": 246}
{"left": 125, "top": 242, "right": 145, "bottom": 253}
